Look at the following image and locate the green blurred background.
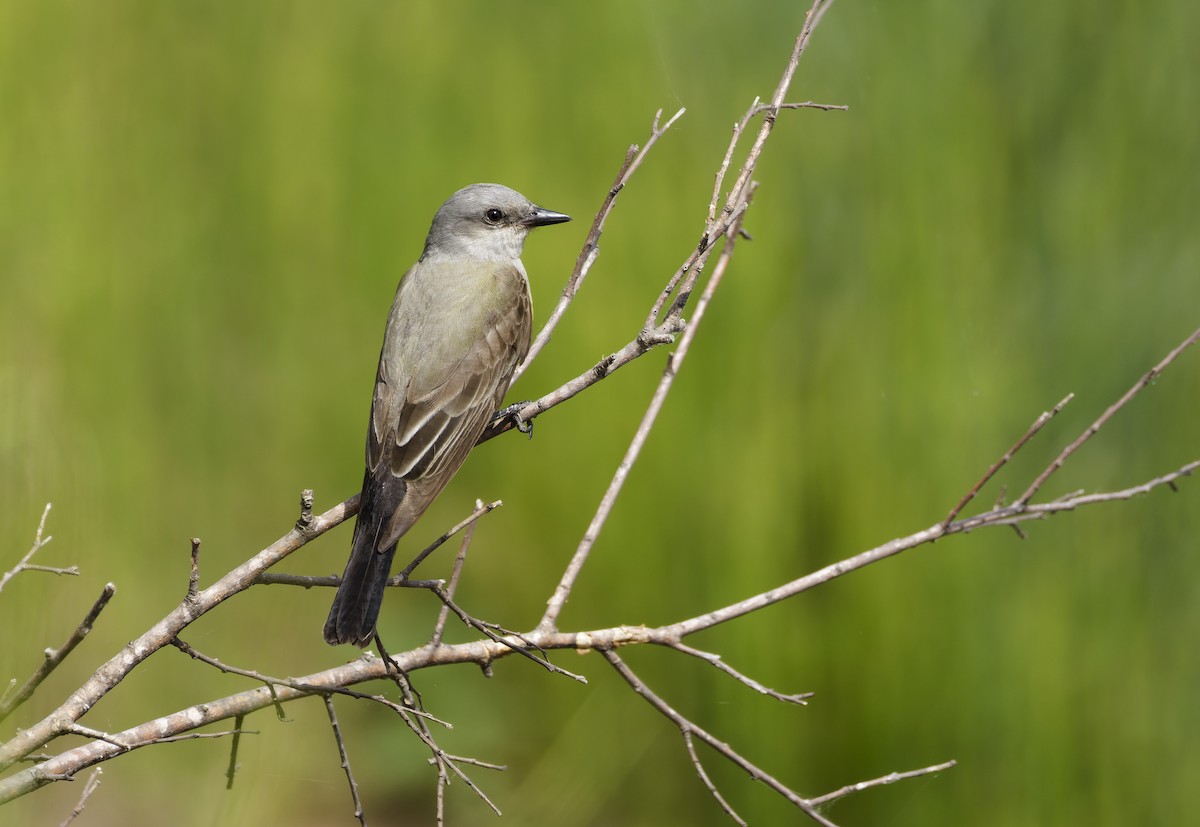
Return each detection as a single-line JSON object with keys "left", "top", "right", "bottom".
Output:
{"left": 2, "top": 1, "right": 1198, "bottom": 825}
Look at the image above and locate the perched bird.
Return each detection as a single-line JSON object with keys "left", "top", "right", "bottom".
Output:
{"left": 324, "top": 183, "right": 570, "bottom": 646}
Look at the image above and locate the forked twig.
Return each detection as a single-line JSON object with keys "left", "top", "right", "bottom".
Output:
{"left": 540, "top": 189, "right": 754, "bottom": 632}
{"left": 602, "top": 646, "right": 936, "bottom": 827}
{"left": 942, "top": 393, "right": 1074, "bottom": 527}
{"left": 514, "top": 107, "right": 686, "bottom": 384}
{"left": 0, "top": 504, "right": 77, "bottom": 593}
{"left": 1016, "top": 325, "right": 1200, "bottom": 506}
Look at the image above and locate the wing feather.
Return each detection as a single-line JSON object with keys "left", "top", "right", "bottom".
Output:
{"left": 362, "top": 261, "right": 532, "bottom": 549}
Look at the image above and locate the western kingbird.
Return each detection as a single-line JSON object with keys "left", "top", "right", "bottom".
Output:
{"left": 324, "top": 183, "right": 570, "bottom": 646}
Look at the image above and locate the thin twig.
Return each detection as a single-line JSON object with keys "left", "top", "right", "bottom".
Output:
{"left": 685, "top": 731, "right": 747, "bottom": 827}
{"left": 427, "top": 585, "right": 587, "bottom": 683}
{"left": 513, "top": 107, "right": 686, "bottom": 384}
{"left": 149, "top": 729, "right": 257, "bottom": 745}
{"left": 186, "top": 538, "right": 201, "bottom": 601}
{"left": 398, "top": 499, "right": 502, "bottom": 579}
{"left": 752, "top": 101, "right": 849, "bottom": 114}
{"left": 1016, "top": 324, "right": 1200, "bottom": 506}
{"left": 0, "top": 584, "right": 117, "bottom": 723}
{"left": 942, "top": 393, "right": 1074, "bottom": 527}
{"left": 385, "top": 669, "right": 504, "bottom": 823}
{"left": 664, "top": 459, "right": 1196, "bottom": 641}
{"left": 1, "top": 504, "right": 77, "bottom": 593}
{"left": 0, "top": 490, "right": 354, "bottom": 775}
{"left": 601, "top": 647, "right": 838, "bottom": 827}
{"left": 324, "top": 696, "right": 367, "bottom": 827}
{"left": 806, "top": 760, "right": 958, "bottom": 808}
{"left": 720, "top": 0, "right": 833, "bottom": 235}
{"left": 58, "top": 766, "right": 102, "bottom": 827}
{"left": 667, "top": 642, "right": 812, "bottom": 705}
{"left": 958, "top": 459, "right": 1200, "bottom": 531}
{"left": 431, "top": 501, "right": 481, "bottom": 647}
{"left": 709, "top": 97, "right": 760, "bottom": 225}
{"left": 254, "top": 572, "right": 445, "bottom": 590}
{"left": 541, "top": 187, "right": 755, "bottom": 632}
{"left": 224, "top": 713, "right": 245, "bottom": 790}
{"left": 170, "top": 637, "right": 449, "bottom": 726}
{"left": 65, "top": 725, "right": 127, "bottom": 752}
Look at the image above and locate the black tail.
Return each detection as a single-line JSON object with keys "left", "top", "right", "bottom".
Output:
{"left": 323, "top": 477, "right": 402, "bottom": 646}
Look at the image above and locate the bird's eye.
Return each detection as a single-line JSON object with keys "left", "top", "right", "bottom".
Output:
{"left": 484, "top": 208, "right": 504, "bottom": 223}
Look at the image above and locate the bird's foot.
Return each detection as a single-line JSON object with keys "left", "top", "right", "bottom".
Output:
{"left": 492, "top": 400, "right": 534, "bottom": 439}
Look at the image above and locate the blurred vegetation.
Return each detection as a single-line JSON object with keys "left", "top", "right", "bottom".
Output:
{"left": 2, "top": 1, "right": 1198, "bottom": 825}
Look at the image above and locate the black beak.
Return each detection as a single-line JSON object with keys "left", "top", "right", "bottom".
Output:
{"left": 527, "top": 206, "right": 571, "bottom": 227}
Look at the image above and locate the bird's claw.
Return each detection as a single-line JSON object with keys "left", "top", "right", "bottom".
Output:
{"left": 493, "top": 401, "right": 535, "bottom": 440}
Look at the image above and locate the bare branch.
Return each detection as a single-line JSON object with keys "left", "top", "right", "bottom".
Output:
{"left": 148, "top": 729, "right": 256, "bottom": 745}
{"left": 170, "top": 637, "right": 449, "bottom": 727}
{"left": 0, "top": 583, "right": 117, "bottom": 723}
{"left": 324, "top": 696, "right": 367, "bottom": 827}
{"left": 752, "top": 100, "right": 849, "bottom": 114}
{"left": 684, "top": 731, "right": 747, "bottom": 827}
{"left": 224, "top": 713, "right": 245, "bottom": 790}
{"left": 3, "top": 2, "right": 1195, "bottom": 823}
{"left": 186, "top": 538, "right": 201, "bottom": 601}
{"left": 398, "top": 499, "right": 502, "bottom": 579}
{"left": 57, "top": 767, "right": 102, "bottom": 827}
{"left": 431, "top": 500, "right": 482, "bottom": 647}
{"left": 665, "top": 458, "right": 1195, "bottom": 641}
{"left": 666, "top": 641, "right": 813, "bottom": 705}
{"left": 942, "top": 393, "right": 1074, "bottom": 527}
{"left": 709, "top": 97, "right": 761, "bottom": 224}
{"left": 719, "top": 0, "right": 836, "bottom": 232}
{"left": 1, "top": 504, "right": 77, "bottom": 593}
{"left": 0, "top": 492, "right": 355, "bottom": 774}
{"left": 601, "top": 647, "right": 839, "bottom": 826}
{"left": 541, "top": 189, "right": 754, "bottom": 632}
{"left": 806, "top": 760, "right": 958, "bottom": 808}
{"left": 1016, "top": 324, "right": 1200, "bottom": 506}
{"left": 514, "top": 107, "right": 686, "bottom": 384}
{"left": 426, "top": 584, "right": 587, "bottom": 683}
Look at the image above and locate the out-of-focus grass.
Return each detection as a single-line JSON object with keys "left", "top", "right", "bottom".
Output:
{"left": 2, "top": 2, "right": 1197, "bottom": 825}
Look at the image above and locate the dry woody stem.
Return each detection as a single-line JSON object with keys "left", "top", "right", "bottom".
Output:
{"left": 2, "top": 0, "right": 1197, "bottom": 824}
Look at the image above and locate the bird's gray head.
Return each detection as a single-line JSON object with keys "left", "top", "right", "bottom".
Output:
{"left": 420, "top": 183, "right": 571, "bottom": 263}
